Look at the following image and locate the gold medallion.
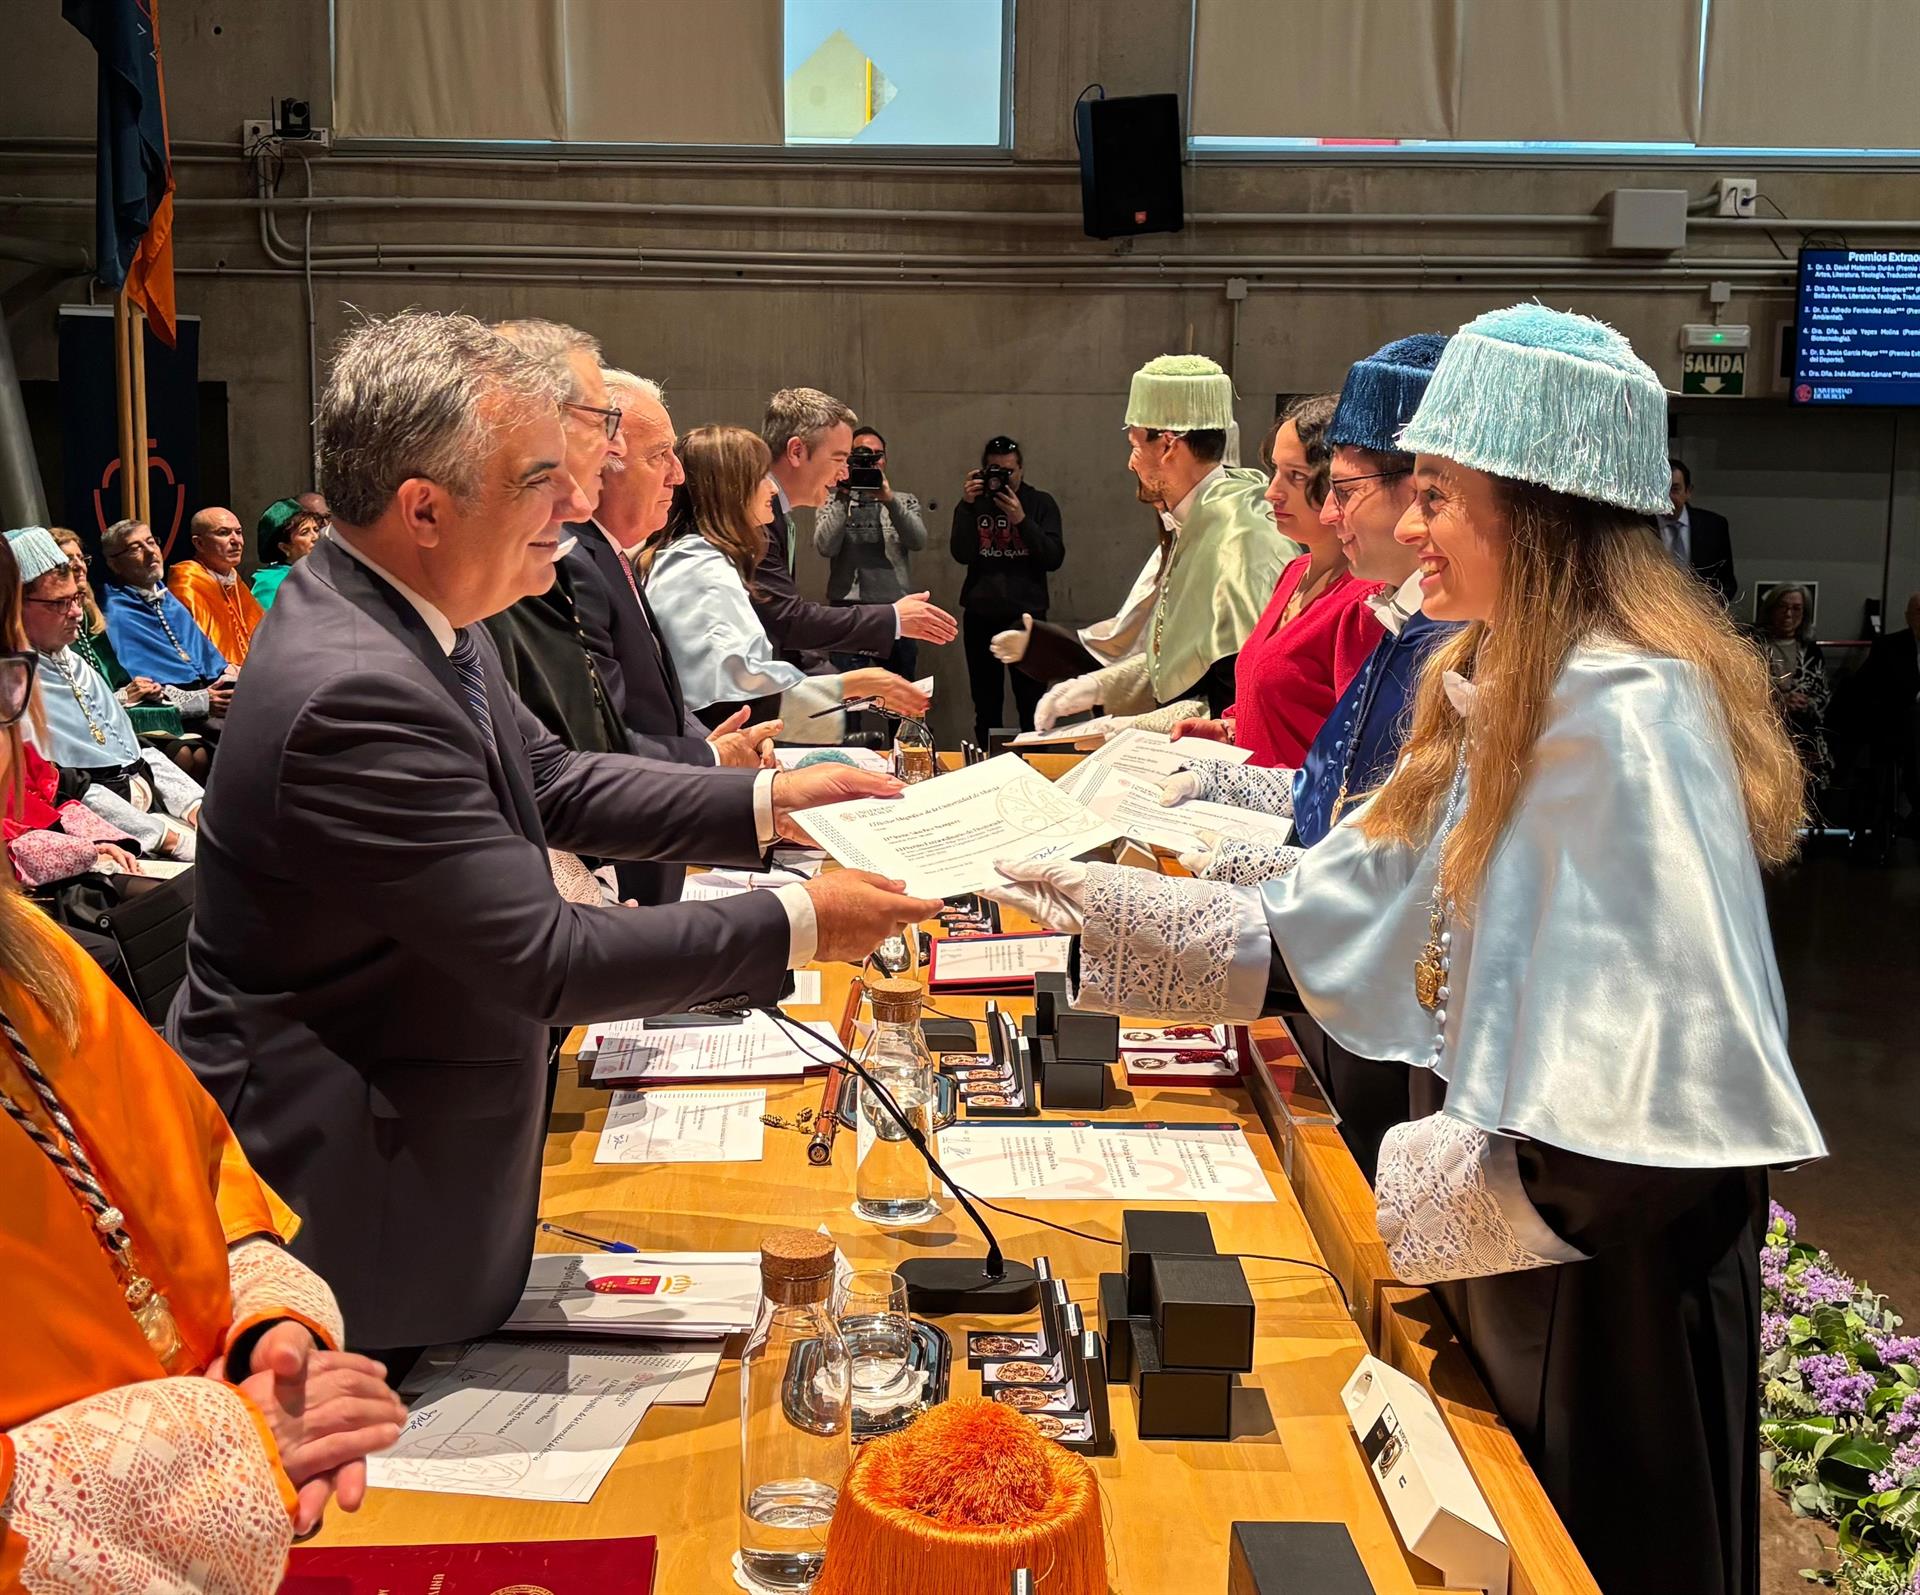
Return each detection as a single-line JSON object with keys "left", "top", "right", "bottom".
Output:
{"left": 1414, "top": 947, "right": 1444, "bottom": 1011}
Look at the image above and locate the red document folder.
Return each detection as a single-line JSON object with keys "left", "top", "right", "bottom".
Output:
{"left": 280, "top": 1536, "right": 657, "bottom": 1593}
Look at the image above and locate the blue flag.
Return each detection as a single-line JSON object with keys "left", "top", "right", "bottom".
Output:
{"left": 63, "top": 0, "right": 176, "bottom": 344}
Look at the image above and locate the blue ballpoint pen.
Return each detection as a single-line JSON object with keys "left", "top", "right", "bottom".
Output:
{"left": 539, "top": 1221, "right": 638, "bottom": 1254}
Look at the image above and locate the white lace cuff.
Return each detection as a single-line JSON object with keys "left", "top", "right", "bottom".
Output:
{"left": 1127, "top": 697, "right": 1208, "bottom": 736}
{"left": 1074, "top": 865, "right": 1271, "bottom": 1022}
{"left": 226, "top": 1237, "right": 345, "bottom": 1354}
{"left": 2, "top": 1377, "right": 295, "bottom": 1594}
{"left": 1374, "top": 1114, "right": 1585, "bottom": 1285}
{"left": 1194, "top": 762, "right": 1297, "bottom": 818}
{"left": 1196, "top": 839, "right": 1305, "bottom": 885}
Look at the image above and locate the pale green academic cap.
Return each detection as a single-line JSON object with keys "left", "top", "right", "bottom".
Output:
{"left": 1124, "top": 354, "right": 1236, "bottom": 432}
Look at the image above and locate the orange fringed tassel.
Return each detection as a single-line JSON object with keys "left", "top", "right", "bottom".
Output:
{"left": 812, "top": 1399, "right": 1107, "bottom": 1595}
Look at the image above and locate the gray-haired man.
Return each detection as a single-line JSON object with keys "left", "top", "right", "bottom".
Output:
{"left": 172, "top": 309, "right": 939, "bottom": 1362}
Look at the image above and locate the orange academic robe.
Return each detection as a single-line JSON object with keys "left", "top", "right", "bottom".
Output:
{"left": 0, "top": 915, "right": 334, "bottom": 1590}
{"left": 166, "top": 560, "right": 266, "bottom": 666}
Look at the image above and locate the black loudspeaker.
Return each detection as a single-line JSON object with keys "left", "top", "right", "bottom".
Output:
{"left": 1075, "top": 92, "right": 1184, "bottom": 240}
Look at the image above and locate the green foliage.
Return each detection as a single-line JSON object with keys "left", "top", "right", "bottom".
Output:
{"left": 1763, "top": 1208, "right": 1918, "bottom": 1592}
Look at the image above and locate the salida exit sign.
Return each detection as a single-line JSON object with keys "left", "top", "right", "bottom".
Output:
{"left": 1682, "top": 350, "right": 1746, "bottom": 396}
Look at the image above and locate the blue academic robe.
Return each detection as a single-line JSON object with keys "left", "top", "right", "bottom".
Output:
{"left": 1291, "top": 610, "right": 1458, "bottom": 847}
{"left": 104, "top": 581, "right": 229, "bottom": 685}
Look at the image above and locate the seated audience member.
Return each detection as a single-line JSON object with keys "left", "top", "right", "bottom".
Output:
{"left": 0, "top": 537, "right": 142, "bottom": 888}
{"left": 249, "top": 497, "right": 326, "bottom": 609}
{"left": 48, "top": 525, "right": 207, "bottom": 769}
{"left": 101, "top": 519, "right": 234, "bottom": 732}
{"left": 0, "top": 774, "right": 403, "bottom": 1588}
{"left": 170, "top": 309, "right": 935, "bottom": 1365}
{"left": 168, "top": 506, "right": 267, "bottom": 666}
{"left": 815, "top": 425, "right": 932, "bottom": 681}
{"left": 1752, "top": 582, "right": 1832, "bottom": 790}
{"left": 756, "top": 387, "right": 955, "bottom": 689}
{"left": 9, "top": 528, "right": 201, "bottom": 861}
{"left": 644, "top": 425, "right": 930, "bottom": 740}
{"left": 1167, "top": 395, "right": 1383, "bottom": 766}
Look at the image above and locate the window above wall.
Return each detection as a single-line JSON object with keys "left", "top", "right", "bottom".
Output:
{"left": 329, "top": 0, "right": 1012, "bottom": 151}
{"left": 1189, "top": 0, "right": 1920, "bottom": 161}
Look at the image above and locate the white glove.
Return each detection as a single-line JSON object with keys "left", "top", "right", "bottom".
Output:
{"left": 990, "top": 613, "right": 1034, "bottom": 664}
{"left": 1174, "top": 828, "right": 1222, "bottom": 878}
{"left": 980, "top": 856, "right": 1089, "bottom": 934}
{"left": 1033, "top": 672, "right": 1102, "bottom": 733}
{"left": 1158, "top": 771, "right": 1204, "bottom": 807}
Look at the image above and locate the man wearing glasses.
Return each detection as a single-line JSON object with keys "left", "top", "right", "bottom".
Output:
{"left": 6, "top": 526, "right": 204, "bottom": 861}
{"left": 1153, "top": 333, "right": 1459, "bottom": 1182}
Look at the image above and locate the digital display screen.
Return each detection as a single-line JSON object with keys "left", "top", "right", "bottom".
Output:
{"left": 1793, "top": 249, "right": 1920, "bottom": 407}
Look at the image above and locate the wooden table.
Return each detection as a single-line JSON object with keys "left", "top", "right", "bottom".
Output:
{"left": 311, "top": 958, "right": 1445, "bottom": 1592}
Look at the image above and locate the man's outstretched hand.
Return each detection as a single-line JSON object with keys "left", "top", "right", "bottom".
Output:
{"left": 770, "top": 766, "right": 904, "bottom": 845}
{"left": 802, "top": 869, "right": 944, "bottom": 963}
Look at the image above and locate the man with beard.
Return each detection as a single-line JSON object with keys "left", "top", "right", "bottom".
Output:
{"left": 1032, "top": 355, "right": 1285, "bottom": 730}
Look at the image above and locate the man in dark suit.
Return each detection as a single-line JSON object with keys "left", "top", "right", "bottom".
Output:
{"left": 1664, "top": 457, "right": 1738, "bottom": 604}
{"left": 567, "top": 365, "right": 778, "bottom": 904}
{"left": 171, "top": 311, "right": 939, "bottom": 1364}
{"left": 751, "top": 387, "right": 957, "bottom": 705}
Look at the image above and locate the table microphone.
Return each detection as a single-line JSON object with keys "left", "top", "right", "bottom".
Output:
{"left": 763, "top": 1006, "right": 1041, "bottom": 1317}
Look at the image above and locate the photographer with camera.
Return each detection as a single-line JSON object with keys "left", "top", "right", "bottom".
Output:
{"left": 951, "top": 435, "right": 1064, "bottom": 742}
{"left": 812, "top": 426, "right": 929, "bottom": 680}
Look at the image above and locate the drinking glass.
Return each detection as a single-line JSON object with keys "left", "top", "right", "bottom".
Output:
{"left": 833, "top": 1268, "right": 915, "bottom": 1405}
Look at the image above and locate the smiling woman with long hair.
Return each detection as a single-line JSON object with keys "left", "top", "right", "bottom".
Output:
{"left": 641, "top": 424, "right": 926, "bottom": 741}
{"left": 987, "top": 305, "right": 1823, "bottom": 1595}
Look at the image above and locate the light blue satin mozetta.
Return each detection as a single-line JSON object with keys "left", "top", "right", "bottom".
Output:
{"left": 643, "top": 536, "right": 842, "bottom": 741}
{"left": 1257, "top": 643, "right": 1827, "bottom": 1171}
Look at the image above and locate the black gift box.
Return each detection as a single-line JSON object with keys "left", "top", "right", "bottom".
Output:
{"left": 1129, "top": 1319, "right": 1233, "bottom": 1440}
{"left": 1023, "top": 1008, "right": 1121, "bottom": 1065}
{"left": 1097, "top": 1271, "right": 1141, "bottom": 1384}
{"left": 922, "top": 1016, "right": 980, "bottom": 1054}
{"left": 1039, "top": 1053, "right": 1110, "bottom": 1111}
{"left": 1149, "top": 1254, "right": 1255, "bottom": 1373}
{"left": 1033, "top": 970, "right": 1071, "bottom": 1030}
{"left": 1227, "top": 1522, "right": 1375, "bottom": 1593}
{"left": 1122, "top": 1209, "right": 1216, "bottom": 1316}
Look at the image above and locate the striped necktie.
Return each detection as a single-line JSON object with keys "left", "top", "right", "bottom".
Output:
{"left": 449, "top": 630, "right": 498, "bottom": 753}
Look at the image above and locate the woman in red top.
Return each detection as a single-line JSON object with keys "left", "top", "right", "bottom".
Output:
{"left": 1174, "top": 395, "right": 1385, "bottom": 767}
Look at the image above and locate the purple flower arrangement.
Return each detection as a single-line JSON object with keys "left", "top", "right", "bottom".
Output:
{"left": 1759, "top": 1205, "right": 1918, "bottom": 1591}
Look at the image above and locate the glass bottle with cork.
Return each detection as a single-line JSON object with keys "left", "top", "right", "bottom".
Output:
{"left": 739, "top": 1227, "right": 851, "bottom": 1589}
{"left": 853, "top": 976, "right": 941, "bottom": 1226}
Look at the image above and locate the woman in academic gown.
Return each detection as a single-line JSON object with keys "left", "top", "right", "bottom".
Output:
{"left": 986, "top": 303, "right": 1825, "bottom": 1595}
{"left": 0, "top": 640, "right": 406, "bottom": 1588}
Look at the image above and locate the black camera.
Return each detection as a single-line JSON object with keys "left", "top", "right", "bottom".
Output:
{"left": 846, "top": 446, "right": 884, "bottom": 493}
{"left": 980, "top": 465, "right": 1011, "bottom": 497}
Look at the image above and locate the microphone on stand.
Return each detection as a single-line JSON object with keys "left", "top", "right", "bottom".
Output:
{"left": 763, "top": 1006, "right": 1041, "bottom": 1317}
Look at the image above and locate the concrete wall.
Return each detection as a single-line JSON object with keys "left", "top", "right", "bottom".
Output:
{"left": 6, "top": 0, "right": 1920, "bottom": 739}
